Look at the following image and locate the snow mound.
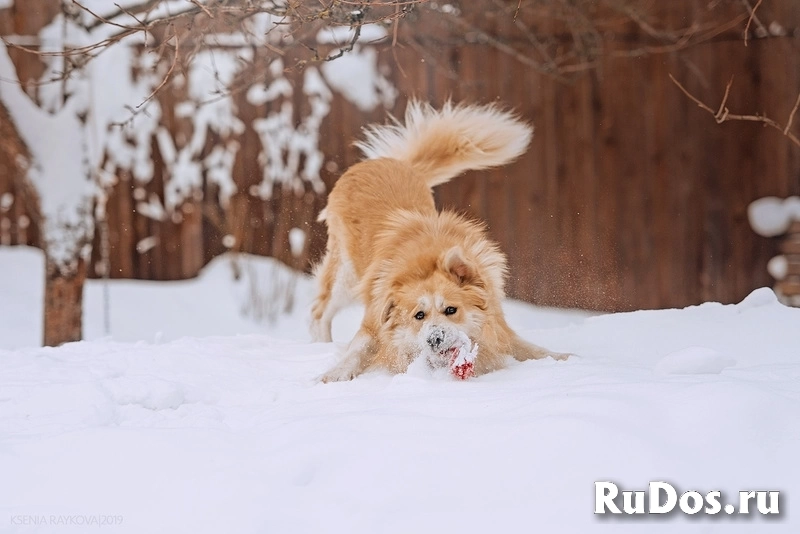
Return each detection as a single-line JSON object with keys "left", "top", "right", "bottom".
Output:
{"left": 737, "top": 287, "right": 780, "bottom": 310}
{"left": 655, "top": 346, "right": 736, "bottom": 375}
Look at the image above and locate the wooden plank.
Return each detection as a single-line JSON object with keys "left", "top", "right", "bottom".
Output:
{"left": 484, "top": 33, "right": 512, "bottom": 263}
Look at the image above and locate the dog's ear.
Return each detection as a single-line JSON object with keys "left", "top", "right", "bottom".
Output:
{"left": 381, "top": 297, "right": 396, "bottom": 324}
{"left": 443, "top": 247, "right": 482, "bottom": 287}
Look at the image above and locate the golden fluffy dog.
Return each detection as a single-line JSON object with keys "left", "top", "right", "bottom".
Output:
{"left": 311, "top": 101, "right": 567, "bottom": 381}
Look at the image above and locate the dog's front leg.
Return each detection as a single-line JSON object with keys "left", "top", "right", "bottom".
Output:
{"left": 320, "top": 328, "right": 377, "bottom": 382}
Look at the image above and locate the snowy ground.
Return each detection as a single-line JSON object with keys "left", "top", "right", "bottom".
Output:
{"left": 1, "top": 245, "right": 799, "bottom": 533}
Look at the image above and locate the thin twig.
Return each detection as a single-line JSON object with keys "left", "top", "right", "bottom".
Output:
{"left": 137, "top": 29, "right": 179, "bottom": 109}
{"left": 323, "top": 22, "right": 362, "bottom": 62}
{"left": 715, "top": 77, "right": 734, "bottom": 121}
{"left": 389, "top": 0, "right": 409, "bottom": 79}
{"left": 742, "top": 0, "right": 765, "bottom": 46}
{"left": 188, "top": 0, "right": 214, "bottom": 19}
{"left": 784, "top": 92, "right": 800, "bottom": 135}
{"left": 73, "top": 0, "right": 140, "bottom": 32}
{"left": 670, "top": 73, "right": 800, "bottom": 147}
{"left": 610, "top": 13, "right": 747, "bottom": 59}
{"left": 669, "top": 74, "right": 716, "bottom": 113}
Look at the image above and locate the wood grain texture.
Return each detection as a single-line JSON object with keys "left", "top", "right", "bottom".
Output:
{"left": 1, "top": 1, "right": 799, "bottom": 311}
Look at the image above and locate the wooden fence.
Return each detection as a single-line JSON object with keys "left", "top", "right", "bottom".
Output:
{"left": 2, "top": 1, "right": 799, "bottom": 312}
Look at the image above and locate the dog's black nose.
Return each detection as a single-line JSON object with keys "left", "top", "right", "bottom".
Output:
{"left": 426, "top": 327, "right": 446, "bottom": 351}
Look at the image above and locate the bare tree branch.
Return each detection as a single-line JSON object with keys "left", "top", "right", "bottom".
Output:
{"left": 137, "top": 27, "right": 179, "bottom": 109}
{"left": 670, "top": 74, "right": 800, "bottom": 148}
{"left": 2, "top": 0, "right": 796, "bottom": 112}
{"left": 741, "top": 0, "right": 766, "bottom": 46}
{"left": 784, "top": 92, "right": 800, "bottom": 136}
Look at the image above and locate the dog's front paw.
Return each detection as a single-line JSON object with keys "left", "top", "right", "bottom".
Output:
{"left": 549, "top": 351, "right": 572, "bottom": 361}
{"left": 319, "top": 358, "right": 360, "bottom": 383}
{"left": 320, "top": 330, "right": 374, "bottom": 383}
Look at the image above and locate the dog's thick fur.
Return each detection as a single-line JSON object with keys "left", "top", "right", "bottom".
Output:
{"left": 312, "top": 101, "right": 566, "bottom": 381}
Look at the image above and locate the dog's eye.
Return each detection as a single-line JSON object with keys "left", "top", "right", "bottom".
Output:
{"left": 414, "top": 311, "right": 425, "bottom": 320}
{"left": 444, "top": 306, "right": 457, "bottom": 316}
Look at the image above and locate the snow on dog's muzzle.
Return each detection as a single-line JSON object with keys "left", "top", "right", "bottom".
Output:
{"left": 420, "top": 324, "right": 478, "bottom": 380}
{"left": 426, "top": 326, "right": 447, "bottom": 352}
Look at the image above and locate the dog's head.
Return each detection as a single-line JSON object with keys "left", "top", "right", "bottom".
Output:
{"left": 377, "top": 246, "right": 489, "bottom": 359}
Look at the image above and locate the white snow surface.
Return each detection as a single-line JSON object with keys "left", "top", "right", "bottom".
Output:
{"left": 1, "top": 246, "right": 800, "bottom": 533}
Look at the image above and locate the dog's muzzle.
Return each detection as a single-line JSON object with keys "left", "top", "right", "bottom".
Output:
{"left": 426, "top": 326, "right": 447, "bottom": 352}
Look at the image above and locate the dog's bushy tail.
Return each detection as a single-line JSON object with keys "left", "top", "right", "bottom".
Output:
{"left": 355, "top": 100, "right": 533, "bottom": 187}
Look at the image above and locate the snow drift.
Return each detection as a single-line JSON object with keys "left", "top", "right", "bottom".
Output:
{"left": 1, "top": 246, "right": 798, "bottom": 533}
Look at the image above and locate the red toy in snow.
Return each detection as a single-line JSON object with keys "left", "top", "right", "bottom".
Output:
{"left": 447, "top": 347, "right": 475, "bottom": 380}
{"left": 442, "top": 339, "right": 477, "bottom": 380}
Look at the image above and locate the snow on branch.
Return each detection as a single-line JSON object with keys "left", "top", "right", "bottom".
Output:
{"left": 0, "top": 1, "right": 407, "bottom": 270}
{"left": 2, "top": 1, "right": 425, "bottom": 69}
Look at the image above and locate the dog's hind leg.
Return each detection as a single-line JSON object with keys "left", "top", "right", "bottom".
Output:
{"left": 310, "top": 241, "right": 356, "bottom": 342}
{"left": 310, "top": 247, "right": 338, "bottom": 342}
{"left": 507, "top": 330, "right": 571, "bottom": 362}
{"left": 510, "top": 335, "right": 568, "bottom": 361}
{"left": 493, "top": 317, "right": 569, "bottom": 362}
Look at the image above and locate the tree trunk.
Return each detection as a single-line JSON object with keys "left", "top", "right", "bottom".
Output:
{"left": 43, "top": 256, "right": 86, "bottom": 346}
